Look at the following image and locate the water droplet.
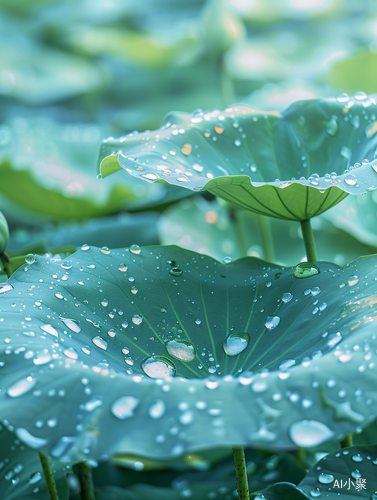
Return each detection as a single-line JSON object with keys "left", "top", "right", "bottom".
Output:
{"left": 337, "top": 92, "right": 349, "bottom": 103}
{"left": 149, "top": 399, "right": 165, "bottom": 418}
{"left": 111, "top": 396, "right": 139, "bottom": 420}
{"left": 289, "top": 420, "right": 334, "bottom": 447}
{"left": 326, "top": 116, "right": 338, "bottom": 136}
{"left": 118, "top": 264, "right": 128, "bottom": 272}
{"left": 33, "top": 352, "right": 52, "bottom": 365}
{"left": 63, "top": 347, "right": 78, "bottom": 360}
{"left": 7, "top": 376, "right": 37, "bottom": 397}
{"left": 279, "top": 359, "right": 295, "bottom": 370}
{"left": 223, "top": 332, "right": 250, "bottom": 356}
{"left": 60, "top": 318, "right": 81, "bottom": 333}
{"left": 344, "top": 174, "right": 357, "bottom": 186}
{"left": 29, "top": 472, "right": 42, "bottom": 485}
{"left": 234, "top": 139, "right": 241, "bottom": 147}
{"left": 348, "top": 275, "right": 359, "bottom": 286}
{"left": 294, "top": 263, "right": 320, "bottom": 279}
{"left": 130, "top": 244, "right": 141, "bottom": 255}
{"left": 132, "top": 314, "right": 143, "bottom": 325}
{"left": 352, "top": 454, "right": 363, "bottom": 462}
{"left": 351, "top": 469, "right": 362, "bottom": 478}
{"left": 55, "top": 293, "right": 64, "bottom": 300}
{"left": 92, "top": 336, "right": 108, "bottom": 351}
{"left": 181, "top": 144, "right": 192, "bottom": 155}
{"left": 15, "top": 428, "right": 48, "bottom": 448}
{"left": 317, "top": 473, "right": 334, "bottom": 484}
{"left": 100, "top": 246, "right": 110, "bottom": 255}
{"left": 0, "top": 283, "right": 13, "bottom": 293}
{"left": 81, "top": 244, "right": 90, "bottom": 251}
{"left": 265, "top": 316, "right": 280, "bottom": 330}
{"left": 310, "top": 487, "right": 322, "bottom": 497}
{"left": 169, "top": 267, "right": 183, "bottom": 277}
{"left": 143, "top": 172, "right": 159, "bottom": 180}
{"left": 40, "top": 324, "right": 58, "bottom": 337}
{"left": 141, "top": 356, "right": 176, "bottom": 379}
{"left": 195, "top": 319, "right": 201, "bottom": 325}
{"left": 25, "top": 254, "right": 36, "bottom": 265}
{"left": 340, "top": 146, "right": 351, "bottom": 159}
{"left": 350, "top": 115, "right": 360, "bottom": 128}
{"left": 166, "top": 340, "right": 196, "bottom": 362}
{"left": 281, "top": 292, "right": 293, "bottom": 303}
{"left": 131, "top": 286, "right": 138, "bottom": 294}
{"left": 354, "top": 91, "right": 367, "bottom": 100}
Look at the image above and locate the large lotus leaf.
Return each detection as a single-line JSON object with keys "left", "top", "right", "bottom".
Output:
{"left": 0, "top": 117, "right": 163, "bottom": 221}
{"left": 98, "top": 96, "right": 377, "bottom": 221}
{"left": 253, "top": 444, "right": 377, "bottom": 499}
{"left": 1, "top": 246, "right": 377, "bottom": 462}
{"left": 0, "top": 423, "right": 69, "bottom": 500}
{"left": 323, "top": 191, "right": 377, "bottom": 247}
{"left": 158, "top": 196, "right": 375, "bottom": 266}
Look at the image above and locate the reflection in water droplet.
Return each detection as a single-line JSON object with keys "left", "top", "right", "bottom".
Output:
{"left": 60, "top": 318, "right": 81, "bottom": 333}
{"left": 289, "top": 420, "right": 334, "bottom": 447}
{"left": 265, "top": 316, "right": 280, "bottom": 330}
{"left": 132, "top": 314, "right": 143, "bottom": 325}
{"left": 7, "top": 376, "right": 37, "bottom": 397}
{"left": 141, "top": 356, "right": 176, "bottom": 379}
{"left": 223, "top": 332, "right": 250, "bottom": 356}
{"left": 92, "top": 336, "right": 108, "bottom": 351}
{"left": 166, "top": 340, "right": 196, "bottom": 361}
{"left": 344, "top": 174, "right": 357, "bottom": 186}
{"left": 281, "top": 292, "right": 293, "bottom": 303}
{"left": 149, "top": 399, "right": 165, "bottom": 418}
{"left": 130, "top": 245, "right": 141, "bottom": 255}
{"left": 0, "top": 283, "right": 13, "bottom": 293}
{"left": 294, "top": 263, "right": 320, "bottom": 279}
{"left": 326, "top": 116, "right": 338, "bottom": 136}
{"left": 317, "top": 473, "right": 334, "bottom": 484}
{"left": 111, "top": 396, "right": 139, "bottom": 420}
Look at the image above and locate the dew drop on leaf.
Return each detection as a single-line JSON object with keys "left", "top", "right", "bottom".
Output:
{"left": 100, "top": 246, "right": 110, "bottom": 255}
{"left": 289, "top": 420, "right": 334, "bottom": 447}
{"left": 293, "top": 263, "right": 320, "bottom": 279}
{"left": 325, "top": 116, "right": 338, "bottom": 136}
{"left": 118, "top": 264, "right": 128, "bottom": 272}
{"left": 149, "top": 399, "right": 166, "bottom": 419}
{"left": 317, "top": 473, "right": 334, "bottom": 484}
{"left": 92, "top": 336, "right": 108, "bottom": 351}
{"left": 166, "top": 340, "right": 196, "bottom": 361}
{"left": 15, "top": 428, "right": 48, "bottom": 448}
{"left": 223, "top": 332, "right": 250, "bottom": 356}
{"left": 0, "top": 283, "right": 13, "bottom": 293}
{"left": 281, "top": 292, "right": 293, "bottom": 303}
{"left": 132, "top": 314, "right": 143, "bottom": 325}
{"left": 40, "top": 324, "right": 58, "bottom": 337}
{"left": 351, "top": 454, "right": 363, "bottom": 462}
{"left": 7, "top": 376, "right": 37, "bottom": 397}
{"left": 309, "top": 487, "right": 322, "bottom": 497}
{"left": 130, "top": 244, "right": 141, "bottom": 255}
{"left": 25, "top": 254, "right": 36, "bottom": 265}
{"left": 344, "top": 174, "right": 357, "bottom": 186}
{"left": 169, "top": 267, "right": 183, "bottom": 277}
{"left": 60, "top": 318, "right": 81, "bottom": 333}
{"left": 111, "top": 396, "right": 139, "bottom": 420}
{"left": 81, "top": 244, "right": 90, "bottom": 251}
{"left": 265, "top": 316, "right": 280, "bottom": 330}
{"left": 141, "top": 356, "right": 176, "bottom": 379}
{"left": 351, "top": 469, "right": 362, "bottom": 478}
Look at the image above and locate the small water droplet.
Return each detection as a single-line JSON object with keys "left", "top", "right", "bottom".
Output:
{"left": 81, "top": 244, "right": 90, "bottom": 251}
{"left": 337, "top": 92, "right": 349, "bottom": 103}
{"left": 294, "top": 263, "right": 320, "bottom": 279}
{"left": 149, "top": 399, "right": 165, "bottom": 418}
{"left": 130, "top": 244, "right": 141, "bottom": 255}
{"left": 310, "top": 487, "right": 322, "bottom": 497}
{"left": 60, "top": 318, "right": 81, "bottom": 333}
{"left": 340, "top": 145, "right": 351, "bottom": 159}
{"left": 132, "top": 314, "right": 143, "bottom": 325}
{"left": 352, "top": 454, "right": 363, "bottom": 462}
{"left": 118, "top": 263, "right": 128, "bottom": 272}
{"left": 143, "top": 172, "right": 159, "bottom": 180}
{"left": 326, "top": 116, "right": 338, "bottom": 136}
{"left": 223, "top": 332, "right": 250, "bottom": 356}
{"left": 281, "top": 292, "right": 293, "bottom": 303}
{"left": 111, "top": 396, "right": 139, "bottom": 420}
{"left": 265, "top": 316, "right": 280, "bottom": 330}
{"left": 25, "top": 254, "right": 36, "bottom": 265}
{"left": 234, "top": 139, "right": 241, "bottom": 147}
{"left": 166, "top": 340, "right": 196, "bottom": 361}
{"left": 348, "top": 275, "right": 359, "bottom": 286}
{"left": 100, "top": 246, "right": 110, "bottom": 255}
{"left": 169, "top": 267, "right": 183, "bottom": 277}
{"left": 40, "top": 324, "right": 58, "bottom": 337}
{"left": 195, "top": 319, "right": 201, "bottom": 325}
{"left": 344, "top": 174, "right": 357, "bottom": 186}
{"left": 354, "top": 91, "right": 367, "bottom": 100}
{"left": 141, "top": 356, "right": 176, "bottom": 379}
{"left": 279, "top": 359, "right": 295, "bottom": 370}
{"left": 350, "top": 115, "right": 360, "bottom": 128}
{"left": 351, "top": 469, "right": 362, "bottom": 478}
{"left": 7, "top": 376, "right": 37, "bottom": 397}
{"left": 29, "top": 472, "right": 42, "bottom": 485}
{"left": 92, "top": 336, "right": 108, "bottom": 351}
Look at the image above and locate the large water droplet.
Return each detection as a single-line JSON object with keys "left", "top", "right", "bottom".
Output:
{"left": 40, "top": 324, "right": 58, "bottom": 337}
{"left": 317, "top": 473, "right": 334, "bottom": 484}
{"left": 265, "top": 316, "right": 280, "bottom": 330}
{"left": 344, "top": 174, "right": 357, "bottom": 186}
{"left": 149, "top": 399, "right": 165, "bottom": 418}
{"left": 92, "top": 336, "right": 108, "bottom": 351}
{"left": 16, "top": 428, "right": 48, "bottom": 448}
{"left": 294, "top": 263, "right": 320, "bottom": 279}
{"left": 111, "top": 396, "right": 139, "bottom": 420}
{"left": 130, "top": 244, "right": 141, "bottom": 255}
{"left": 351, "top": 469, "right": 362, "bottom": 478}
{"left": 141, "top": 356, "right": 176, "bottom": 379}
{"left": 166, "top": 340, "right": 196, "bottom": 361}
{"left": 351, "top": 454, "right": 363, "bottom": 462}
{"left": 289, "top": 420, "right": 334, "bottom": 447}
{"left": 25, "top": 254, "right": 36, "bottom": 265}
{"left": 281, "top": 292, "right": 293, "bottom": 303}
{"left": 7, "top": 376, "right": 37, "bottom": 397}
{"left": 223, "top": 332, "right": 250, "bottom": 356}
{"left": 132, "top": 314, "right": 143, "bottom": 325}
{"left": 0, "top": 283, "right": 13, "bottom": 293}
{"left": 118, "top": 263, "right": 128, "bottom": 272}
{"left": 60, "top": 318, "right": 81, "bottom": 333}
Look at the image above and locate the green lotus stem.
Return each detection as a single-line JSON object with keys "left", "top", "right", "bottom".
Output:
{"left": 259, "top": 216, "right": 274, "bottom": 263}
{"left": 0, "top": 252, "right": 12, "bottom": 279}
{"left": 232, "top": 446, "right": 249, "bottom": 500}
{"left": 230, "top": 208, "right": 249, "bottom": 257}
{"left": 296, "top": 447, "right": 306, "bottom": 468}
{"left": 38, "top": 451, "right": 60, "bottom": 500}
{"left": 340, "top": 433, "right": 353, "bottom": 448}
{"left": 300, "top": 219, "right": 318, "bottom": 262}
{"left": 77, "top": 461, "right": 95, "bottom": 500}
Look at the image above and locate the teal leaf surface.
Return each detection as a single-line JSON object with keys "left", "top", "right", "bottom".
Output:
{"left": 1, "top": 246, "right": 377, "bottom": 461}
{"left": 98, "top": 95, "right": 377, "bottom": 220}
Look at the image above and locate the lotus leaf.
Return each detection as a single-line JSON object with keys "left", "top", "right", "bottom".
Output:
{"left": 1, "top": 246, "right": 377, "bottom": 463}
{"left": 98, "top": 95, "right": 377, "bottom": 220}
